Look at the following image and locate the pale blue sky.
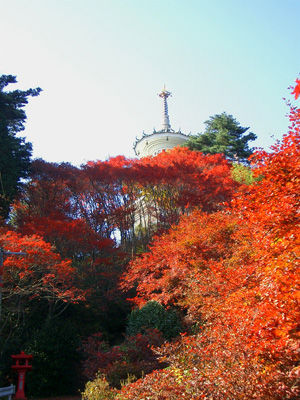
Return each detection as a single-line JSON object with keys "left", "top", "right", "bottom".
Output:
{"left": 1, "top": 0, "right": 300, "bottom": 165}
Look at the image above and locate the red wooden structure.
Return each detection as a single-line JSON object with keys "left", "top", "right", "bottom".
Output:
{"left": 11, "top": 352, "right": 32, "bottom": 400}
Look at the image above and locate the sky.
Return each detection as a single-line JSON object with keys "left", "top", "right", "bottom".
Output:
{"left": 1, "top": 0, "right": 300, "bottom": 166}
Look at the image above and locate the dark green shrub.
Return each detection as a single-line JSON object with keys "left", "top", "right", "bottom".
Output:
{"left": 125, "top": 301, "right": 182, "bottom": 340}
{"left": 24, "top": 318, "right": 82, "bottom": 397}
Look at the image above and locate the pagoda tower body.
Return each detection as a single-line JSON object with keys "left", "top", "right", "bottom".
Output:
{"left": 134, "top": 86, "right": 188, "bottom": 157}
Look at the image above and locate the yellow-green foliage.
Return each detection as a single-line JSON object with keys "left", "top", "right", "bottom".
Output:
{"left": 231, "top": 162, "right": 255, "bottom": 184}
{"left": 82, "top": 375, "right": 117, "bottom": 400}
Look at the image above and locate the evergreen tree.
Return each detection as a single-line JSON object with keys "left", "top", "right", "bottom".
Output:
{"left": 0, "top": 75, "right": 41, "bottom": 219}
{"left": 184, "top": 112, "right": 257, "bottom": 163}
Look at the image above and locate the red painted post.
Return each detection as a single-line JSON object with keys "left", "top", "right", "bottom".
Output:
{"left": 11, "top": 351, "right": 33, "bottom": 400}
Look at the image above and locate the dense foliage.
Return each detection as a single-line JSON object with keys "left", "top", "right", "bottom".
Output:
{"left": 12, "top": 148, "right": 237, "bottom": 254}
{"left": 115, "top": 78, "right": 300, "bottom": 399}
{"left": 80, "top": 328, "right": 166, "bottom": 388}
{"left": 1, "top": 136, "right": 238, "bottom": 393}
{"left": 125, "top": 301, "right": 182, "bottom": 340}
{"left": 1, "top": 74, "right": 300, "bottom": 399}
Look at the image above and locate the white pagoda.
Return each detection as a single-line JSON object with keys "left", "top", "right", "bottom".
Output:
{"left": 133, "top": 86, "right": 188, "bottom": 157}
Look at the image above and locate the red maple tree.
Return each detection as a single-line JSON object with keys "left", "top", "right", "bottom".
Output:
{"left": 0, "top": 229, "right": 84, "bottom": 325}
{"left": 117, "top": 78, "right": 300, "bottom": 399}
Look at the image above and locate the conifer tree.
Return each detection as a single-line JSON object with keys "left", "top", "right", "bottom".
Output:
{"left": 0, "top": 75, "right": 41, "bottom": 219}
{"left": 185, "top": 112, "right": 257, "bottom": 163}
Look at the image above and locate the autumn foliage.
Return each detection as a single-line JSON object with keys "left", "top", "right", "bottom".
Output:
{"left": 116, "top": 79, "right": 300, "bottom": 399}
{"left": 2, "top": 78, "right": 300, "bottom": 398}
{"left": 121, "top": 210, "right": 238, "bottom": 312}
{"left": 80, "top": 328, "right": 166, "bottom": 387}
{"left": 1, "top": 143, "right": 238, "bottom": 392}
{"left": 12, "top": 148, "right": 237, "bottom": 254}
{"left": 0, "top": 229, "right": 84, "bottom": 333}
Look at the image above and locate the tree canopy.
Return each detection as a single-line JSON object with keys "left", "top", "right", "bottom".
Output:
{"left": 0, "top": 75, "right": 41, "bottom": 220}
{"left": 118, "top": 78, "right": 300, "bottom": 399}
{"left": 1, "top": 146, "right": 239, "bottom": 393}
{"left": 2, "top": 73, "right": 300, "bottom": 398}
{"left": 184, "top": 112, "right": 257, "bottom": 163}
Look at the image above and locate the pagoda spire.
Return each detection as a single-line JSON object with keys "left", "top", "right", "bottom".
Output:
{"left": 158, "top": 85, "right": 172, "bottom": 132}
